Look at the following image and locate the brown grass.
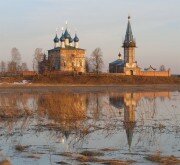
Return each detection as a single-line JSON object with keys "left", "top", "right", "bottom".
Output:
{"left": 32, "top": 74, "right": 180, "bottom": 85}
{"left": 1, "top": 74, "right": 180, "bottom": 85}
{"left": 100, "top": 148, "right": 119, "bottom": 152}
{"left": 59, "top": 152, "right": 133, "bottom": 164}
{"left": 15, "top": 145, "right": 29, "bottom": 152}
{"left": 80, "top": 150, "right": 104, "bottom": 156}
{"left": 25, "top": 155, "right": 40, "bottom": 159}
{"left": 145, "top": 154, "right": 180, "bottom": 164}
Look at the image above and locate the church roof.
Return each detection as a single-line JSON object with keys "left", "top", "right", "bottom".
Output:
{"left": 144, "top": 65, "right": 156, "bottom": 71}
{"left": 74, "top": 34, "right": 79, "bottom": 42}
{"left": 109, "top": 59, "right": 125, "bottom": 66}
{"left": 60, "top": 33, "right": 65, "bottom": 42}
{"left": 48, "top": 46, "right": 85, "bottom": 52}
{"left": 54, "top": 34, "right": 59, "bottom": 43}
{"left": 64, "top": 29, "right": 71, "bottom": 39}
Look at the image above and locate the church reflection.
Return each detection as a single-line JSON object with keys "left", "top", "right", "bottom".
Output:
{"left": 109, "top": 92, "right": 171, "bottom": 149}
{"left": 37, "top": 93, "right": 89, "bottom": 145}
{"left": 0, "top": 90, "right": 172, "bottom": 150}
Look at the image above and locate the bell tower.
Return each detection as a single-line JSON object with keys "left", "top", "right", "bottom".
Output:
{"left": 123, "top": 16, "right": 139, "bottom": 75}
{"left": 123, "top": 16, "right": 136, "bottom": 66}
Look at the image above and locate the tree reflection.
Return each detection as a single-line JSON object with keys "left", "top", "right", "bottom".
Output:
{"left": 0, "top": 90, "right": 178, "bottom": 159}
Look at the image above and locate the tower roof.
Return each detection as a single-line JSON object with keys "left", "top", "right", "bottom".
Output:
{"left": 124, "top": 121, "right": 136, "bottom": 149}
{"left": 60, "top": 33, "right": 65, "bottom": 42}
{"left": 123, "top": 16, "right": 136, "bottom": 48}
{"left": 54, "top": 34, "right": 59, "bottom": 43}
{"left": 74, "top": 34, "right": 79, "bottom": 42}
{"left": 64, "top": 29, "right": 71, "bottom": 39}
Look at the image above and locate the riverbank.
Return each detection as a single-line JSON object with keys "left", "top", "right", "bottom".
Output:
{"left": 33, "top": 74, "right": 180, "bottom": 85}
{"left": 0, "top": 83, "right": 180, "bottom": 93}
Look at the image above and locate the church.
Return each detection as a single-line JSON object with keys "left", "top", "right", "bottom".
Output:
{"left": 109, "top": 16, "right": 170, "bottom": 77}
{"left": 38, "top": 23, "right": 86, "bottom": 74}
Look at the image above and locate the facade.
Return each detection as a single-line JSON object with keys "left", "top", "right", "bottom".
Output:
{"left": 109, "top": 16, "right": 170, "bottom": 77}
{"left": 39, "top": 24, "right": 86, "bottom": 74}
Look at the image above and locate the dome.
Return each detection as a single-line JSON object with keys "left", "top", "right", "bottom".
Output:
{"left": 64, "top": 29, "right": 71, "bottom": 39}
{"left": 74, "top": 34, "right": 79, "bottom": 42}
{"left": 118, "top": 52, "right": 122, "bottom": 57}
{"left": 54, "top": 34, "right": 59, "bottom": 43}
{"left": 60, "top": 33, "right": 65, "bottom": 42}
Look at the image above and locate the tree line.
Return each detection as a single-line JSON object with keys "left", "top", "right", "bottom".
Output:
{"left": 0, "top": 48, "right": 28, "bottom": 73}
{"left": 1, "top": 47, "right": 104, "bottom": 74}
{"left": 0, "top": 46, "right": 166, "bottom": 75}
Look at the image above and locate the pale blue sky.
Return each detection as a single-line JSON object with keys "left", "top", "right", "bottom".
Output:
{"left": 0, "top": 0, "right": 180, "bottom": 73}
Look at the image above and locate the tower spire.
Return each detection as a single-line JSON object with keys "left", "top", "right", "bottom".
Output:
{"left": 123, "top": 16, "right": 136, "bottom": 48}
{"left": 126, "top": 16, "right": 133, "bottom": 42}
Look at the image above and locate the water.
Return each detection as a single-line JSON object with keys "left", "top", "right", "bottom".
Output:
{"left": 0, "top": 89, "right": 179, "bottom": 164}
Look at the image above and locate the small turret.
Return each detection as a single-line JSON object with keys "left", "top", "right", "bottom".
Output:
{"left": 60, "top": 30, "right": 65, "bottom": 48}
{"left": 74, "top": 33, "right": 79, "bottom": 48}
{"left": 54, "top": 33, "right": 60, "bottom": 48}
{"left": 118, "top": 52, "right": 122, "bottom": 60}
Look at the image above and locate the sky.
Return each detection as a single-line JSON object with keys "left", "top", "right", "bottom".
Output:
{"left": 0, "top": 0, "right": 180, "bottom": 74}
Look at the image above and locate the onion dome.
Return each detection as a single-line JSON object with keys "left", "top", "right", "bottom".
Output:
{"left": 64, "top": 29, "right": 71, "bottom": 39}
{"left": 60, "top": 33, "right": 65, "bottom": 42}
{"left": 54, "top": 34, "right": 59, "bottom": 43}
{"left": 74, "top": 34, "right": 79, "bottom": 42}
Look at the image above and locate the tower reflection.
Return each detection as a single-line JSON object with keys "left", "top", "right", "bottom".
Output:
{"left": 109, "top": 91, "right": 171, "bottom": 149}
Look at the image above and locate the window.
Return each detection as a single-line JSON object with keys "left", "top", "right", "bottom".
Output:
{"left": 80, "top": 60, "right": 83, "bottom": 67}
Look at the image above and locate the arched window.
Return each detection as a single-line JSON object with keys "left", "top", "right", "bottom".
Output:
{"left": 130, "top": 70, "right": 133, "bottom": 75}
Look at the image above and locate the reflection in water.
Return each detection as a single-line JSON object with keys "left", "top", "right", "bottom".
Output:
{"left": 109, "top": 92, "right": 171, "bottom": 150}
{"left": 0, "top": 90, "right": 179, "bottom": 164}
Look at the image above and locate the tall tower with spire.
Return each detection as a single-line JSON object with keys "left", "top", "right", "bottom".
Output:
{"left": 123, "top": 93, "right": 137, "bottom": 149}
{"left": 123, "top": 16, "right": 140, "bottom": 75}
{"left": 109, "top": 16, "right": 141, "bottom": 75}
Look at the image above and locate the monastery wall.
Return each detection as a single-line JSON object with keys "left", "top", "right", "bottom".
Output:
{"left": 137, "top": 70, "right": 171, "bottom": 77}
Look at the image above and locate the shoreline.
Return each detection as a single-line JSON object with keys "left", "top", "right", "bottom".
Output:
{"left": 0, "top": 83, "right": 180, "bottom": 93}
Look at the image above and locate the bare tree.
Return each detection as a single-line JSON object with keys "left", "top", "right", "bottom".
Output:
{"left": 21, "top": 62, "right": 28, "bottom": 71}
{"left": 33, "top": 48, "right": 44, "bottom": 72}
{"left": 11, "top": 47, "right": 21, "bottom": 67}
{"left": 159, "top": 65, "right": 166, "bottom": 71}
{"left": 7, "top": 61, "right": 17, "bottom": 73}
{"left": 0, "top": 61, "right": 6, "bottom": 72}
{"left": 85, "top": 57, "right": 90, "bottom": 73}
{"left": 90, "top": 48, "right": 104, "bottom": 74}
